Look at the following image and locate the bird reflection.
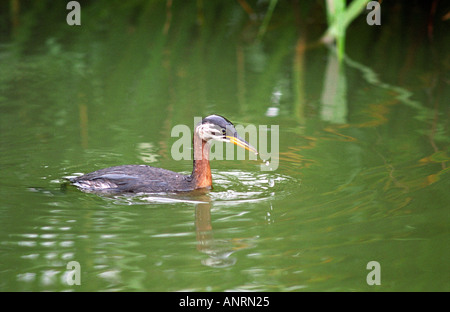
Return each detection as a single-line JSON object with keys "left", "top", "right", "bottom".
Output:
{"left": 194, "top": 201, "right": 237, "bottom": 268}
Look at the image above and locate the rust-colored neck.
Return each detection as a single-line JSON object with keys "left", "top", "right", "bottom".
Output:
{"left": 191, "top": 132, "right": 212, "bottom": 189}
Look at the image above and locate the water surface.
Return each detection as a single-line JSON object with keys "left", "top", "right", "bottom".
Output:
{"left": 0, "top": 1, "right": 448, "bottom": 292}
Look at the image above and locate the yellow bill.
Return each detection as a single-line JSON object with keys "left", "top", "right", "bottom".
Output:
{"left": 227, "top": 135, "right": 258, "bottom": 155}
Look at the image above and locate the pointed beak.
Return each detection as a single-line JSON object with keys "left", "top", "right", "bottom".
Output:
{"left": 227, "top": 135, "right": 258, "bottom": 155}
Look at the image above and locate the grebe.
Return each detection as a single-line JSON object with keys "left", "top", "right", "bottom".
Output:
{"left": 70, "top": 115, "right": 257, "bottom": 193}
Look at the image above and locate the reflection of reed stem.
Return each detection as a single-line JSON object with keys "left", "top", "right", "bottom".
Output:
{"left": 10, "top": 0, "right": 20, "bottom": 36}
{"left": 196, "top": 0, "right": 204, "bottom": 26}
{"left": 237, "top": 0, "right": 255, "bottom": 18}
{"left": 236, "top": 45, "right": 246, "bottom": 111}
{"left": 163, "top": 0, "right": 172, "bottom": 35}
{"left": 78, "top": 103, "right": 89, "bottom": 149}
{"left": 293, "top": 36, "right": 306, "bottom": 124}
{"left": 257, "top": 0, "right": 278, "bottom": 41}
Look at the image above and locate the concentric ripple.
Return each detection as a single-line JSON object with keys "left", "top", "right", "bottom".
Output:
{"left": 209, "top": 169, "right": 299, "bottom": 203}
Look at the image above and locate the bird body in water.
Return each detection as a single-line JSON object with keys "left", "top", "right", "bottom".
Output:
{"left": 70, "top": 115, "right": 257, "bottom": 193}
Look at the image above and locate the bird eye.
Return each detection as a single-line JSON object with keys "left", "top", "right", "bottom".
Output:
{"left": 221, "top": 129, "right": 226, "bottom": 135}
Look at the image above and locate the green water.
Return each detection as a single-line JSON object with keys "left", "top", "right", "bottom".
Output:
{"left": 0, "top": 1, "right": 449, "bottom": 292}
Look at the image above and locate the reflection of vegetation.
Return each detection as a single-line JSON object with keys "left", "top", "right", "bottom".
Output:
{"left": 320, "top": 48, "right": 347, "bottom": 124}
{"left": 1, "top": 0, "right": 448, "bottom": 179}
{"left": 255, "top": 0, "right": 278, "bottom": 42}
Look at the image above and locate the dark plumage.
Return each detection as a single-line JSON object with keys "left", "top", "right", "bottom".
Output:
{"left": 70, "top": 165, "right": 194, "bottom": 192}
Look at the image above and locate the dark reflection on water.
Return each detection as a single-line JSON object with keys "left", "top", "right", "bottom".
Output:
{"left": 195, "top": 203, "right": 238, "bottom": 268}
